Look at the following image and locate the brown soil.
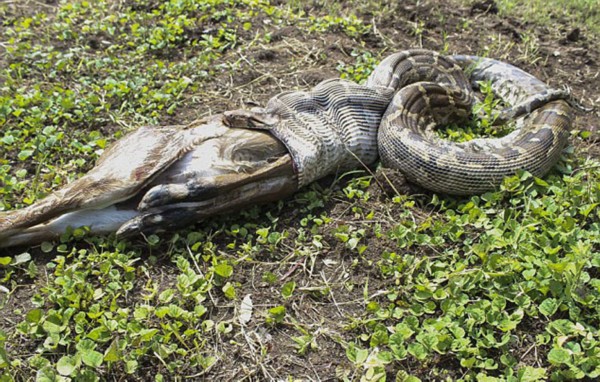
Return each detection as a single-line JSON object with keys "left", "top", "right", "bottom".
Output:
{"left": 189, "top": 0, "right": 599, "bottom": 155}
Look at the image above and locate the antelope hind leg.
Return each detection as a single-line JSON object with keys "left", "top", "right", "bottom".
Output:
{"left": 120, "top": 119, "right": 298, "bottom": 236}
{"left": 139, "top": 128, "right": 291, "bottom": 210}
{"left": 0, "top": 205, "right": 141, "bottom": 248}
{"left": 0, "top": 125, "right": 192, "bottom": 242}
{"left": 116, "top": 155, "right": 297, "bottom": 237}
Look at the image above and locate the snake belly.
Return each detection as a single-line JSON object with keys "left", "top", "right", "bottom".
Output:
{"left": 240, "top": 49, "right": 573, "bottom": 194}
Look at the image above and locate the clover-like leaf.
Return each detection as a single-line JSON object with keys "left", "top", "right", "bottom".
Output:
{"left": 548, "top": 348, "right": 571, "bottom": 365}
{"left": 517, "top": 366, "right": 547, "bottom": 382}
{"left": 56, "top": 355, "right": 79, "bottom": 376}
{"left": 81, "top": 349, "right": 103, "bottom": 368}
{"left": 214, "top": 262, "right": 233, "bottom": 278}
{"left": 281, "top": 281, "right": 296, "bottom": 299}
{"left": 539, "top": 298, "right": 560, "bottom": 317}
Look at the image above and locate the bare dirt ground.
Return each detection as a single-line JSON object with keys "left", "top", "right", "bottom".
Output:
{"left": 202, "top": 0, "right": 599, "bottom": 151}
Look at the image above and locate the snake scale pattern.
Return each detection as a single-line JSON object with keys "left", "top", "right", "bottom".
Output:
{"left": 227, "top": 49, "right": 572, "bottom": 194}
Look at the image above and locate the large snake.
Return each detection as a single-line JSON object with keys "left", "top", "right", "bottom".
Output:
{"left": 0, "top": 49, "right": 573, "bottom": 246}
{"left": 225, "top": 49, "right": 572, "bottom": 194}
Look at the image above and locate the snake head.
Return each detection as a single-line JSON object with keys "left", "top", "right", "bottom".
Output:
{"left": 223, "top": 108, "right": 279, "bottom": 129}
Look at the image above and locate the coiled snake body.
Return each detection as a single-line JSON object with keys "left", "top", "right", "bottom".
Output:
{"left": 227, "top": 49, "right": 572, "bottom": 194}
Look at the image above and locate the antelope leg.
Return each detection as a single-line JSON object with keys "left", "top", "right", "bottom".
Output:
{"left": 0, "top": 205, "right": 140, "bottom": 248}
{"left": 116, "top": 155, "right": 297, "bottom": 237}
{"left": 139, "top": 154, "right": 292, "bottom": 209}
{"left": 139, "top": 126, "right": 290, "bottom": 210}
{"left": 0, "top": 125, "right": 193, "bottom": 241}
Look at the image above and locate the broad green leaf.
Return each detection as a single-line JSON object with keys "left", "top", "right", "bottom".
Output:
{"left": 42, "top": 314, "right": 64, "bottom": 334}
{"left": 475, "top": 375, "right": 502, "bottom": 382}
{"left": 395, "top": 323, "right": 415, "bottom": 340}
{"left": 139, "top": 329, "right": 159, "bottom": 342}
{"left": 354, "top": 347, "right": 368, "bottom": 364}
{"left": 12, "top": 252, "right": 31, "bottom": 265}
{"left": 346, "top": 343, "right": 358, "bottom": 363}
{"left": 517, "top": 366, "right": 547, "bottom": 381}
{"left": 256, "top": 228, "right": 269, "bottom": 239}
{"left": 17, "top": 150, "right": 34, "bottom": 161}
{"left": 40, "top": 242, "right": 54, "bottom": 253}
{"left": 0, "top": 330, "right": 9, "bottom": 368}
{"left": 222, "top": 282, "right": 236, "bottom": 299}
{"left": 76, "top": 339, "right": 96, "bottom": 352}
{"left": 214, "top": 262, "right": 233, "bottom": 278}
{"left": 198, "top": 355, "right": 217, "bottom": 370}
{"left": 0, "top": 347, "right": 9, "bottom": 369}
{"left": 397, "top": 374, "right": 421, "bottom": 382}
{"left": 416, "top": 332, "right": 438, "bottom": 350}
{"left": 461, "top": 357, "right": 476, "bottom": 368}
{"left": 268, "top": 305, "right": 286, "bottom": 323}
{"left": 194, "top": 304, "right": 207, "bottom": 318}
{"left": 155, "top": 306, "right": 170, "bottom": 318}
{"left": 579, "top": 203, "right": 598, "bottom": 218}
{"left": 370, "top": 330, "right": 388, "bottom": 347}
{"left": 125, "top": 359, "right": 138, "bottom": 374}
{"left": 389, "top": 333, "right": 407, "bottom": 360}
{"left": 146, "top": 234, "right": 160, "bottom": 245}
{"left": 281, "top": 281, "right": 295, "bottom": 299}
{"left": 376, "top": 351, "right": 393, "bottom": 363}
{"left": 539, "top": 298, "right": 559, "bottom": 317}
{"left": 81, "top": 349, "right": 103, "bottom": 368}
{"left": 87, "top": 326, "right": 110, "bottom": 342}
{"left": 167, "top": 304, "right": 185, "bottom": 318}
{"left": 408, "top": 343, "right": 428, "bottom": 361}
{"left": 35, "top": 366, "right": 66, "bottom": 382}
{"left": 547, "top": 320, "right": 578, "bottom": 335}
{"left": 133, "top": 306, "right": 150, "bottom": 320}
{"left": 26, "top": 309, "right": 42, "bottom": 324}
{"left": 104, "top": 339, "right": 121, "bottom": 362}
{"left": 216, "top": 322, "right": 232, "bottom": 334}
{"left": 548, "top": 348, "right": 571, "bottom": 365}
{"left": 56, "top": 355, "right": 79, "bottom": 376}
{"left": 267, "top": 231, "right": 281, "bottom": 244}
{"left": 158, "top": 289, "right": 175, "bottom": 303}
